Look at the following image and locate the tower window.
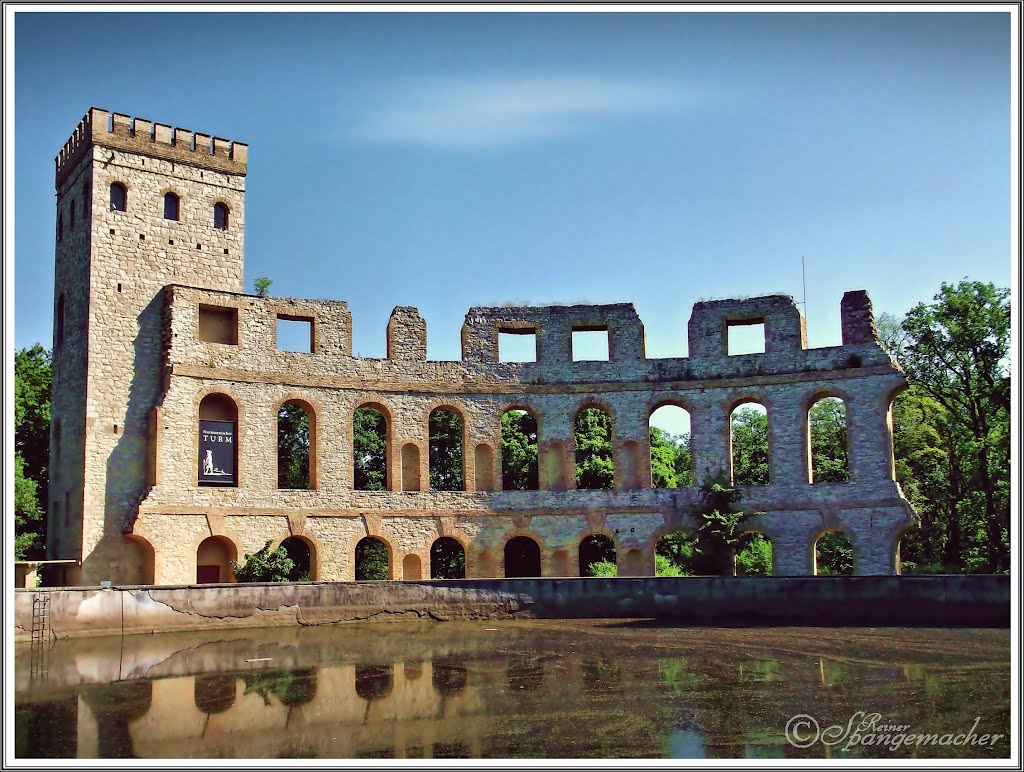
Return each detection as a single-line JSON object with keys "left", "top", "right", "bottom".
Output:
{"left": 163, "top": 192, "right": 180, "bottom": 221}
{"left": 109, "top": 183, "right": 127, "bottom": 212}
{"left": 213, "top": 202, "right": 229, "bottom": 231}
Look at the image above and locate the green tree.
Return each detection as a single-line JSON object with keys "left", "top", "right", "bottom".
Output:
{"left": 430, "top": 538, "right": 466, "bottom": 579}
{"left": 252, "top": 277, "right": 273, "bottom": 297}
{"left": 232, "top": 540, "right": 295, "bottom": 582}
{"left": 15, "top": 345, "right": 51, "bottom": 559}
{"left": 730, "top": 406, "right": 768, "bottom": 485}
{"left": 500, "top": 410, "right": 538, "bottom": 490}
{"left": 355, "top": 538, "right": 389, "bottom": 580}
{"left": 809, "top": 397, "right": 850, "bottom": 483}
{"left": 690, "top": 478, "right": 749, "bottom": 575}
{"left": 353, "top": 407, "right": 387, "bottom": 490}
{"left": 815, "top": 531, "right": 854, "bottom": 575}
{"left": 277, "top": 403, "right": 310, "bottom": 489}
{"left": 735, "top": 533, "right": 773, "bottom": 576}
{"left": 574, "top": 408, "right": 614, "bottom": 489}
{"left": 429, "top": 409, "right": 464, "bottom": 491}
{"left": 898, "top": 280, "right": 1010, "bottom": 573}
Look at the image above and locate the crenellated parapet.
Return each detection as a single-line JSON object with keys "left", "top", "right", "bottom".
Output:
{"left": 55, "top": 107, "right": 248, "bottom": 188}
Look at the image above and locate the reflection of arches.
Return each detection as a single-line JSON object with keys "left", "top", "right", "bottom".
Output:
{"left": 430, "top": 537, "right": 466, "bottom": 579}
{"left": 431, "top": 662, "right": 468, "bottom": 697}
{"left": 354, "top": 664, "right": 393, "bottom": 701}
{"left": 402, "top": 553, "right": 422, "bottom": 580}
{"left": 551, "top": 548, "right": 571, "bottom": 577}
{"left": 401, "top": 442, "right": 420, "bottom": 491}
{"left": 280, "top": 536, "right": 314, "bottom": 581}
{"left": 355, "top": 536, "right": 391, "bottom": 580}
{"left": 279, "top": 668, "right": 317, "bottom": 707}
{"left": 506, "top": 661, "right": 544, "bottom": 692}
{"left": 579, "top": 534, "right": 616, "bottom": 577}
{"left": 476, "top": 550, "right": 497, "bottom": 578}
{"left": 123, "top": 535, "right": 155, "bottom": 585}
{"left": 504, "top": 536, "right": 541, "bottom": 578}
{"left": 194, "top": 674, "right": 236, "bottom": 714}
{"left": 277, "top": 399, "right": 316, "bottom": 490}
{"left": 196, "top": 535, "right": 237, "bottom": 583}
{"left": 814, "top": 530, "right": 855, "bottom": 576}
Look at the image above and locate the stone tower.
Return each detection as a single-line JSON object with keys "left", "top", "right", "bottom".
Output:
{"left": 49, "top": 108, "right": 248, "bottom": 584}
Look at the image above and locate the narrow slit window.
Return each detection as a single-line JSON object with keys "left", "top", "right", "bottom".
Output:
{"left": 498, "top": 329, "right": 537, "bottom": 362}
{"left": 163, "top": 192, "right": 180, "bottom": 221}
{"left": 727, "top": 320, "right": 766, "bottom": 355}
{"left": 109, "top": 183, "right": 127, "bottom": 212}
{"left": 571, "top": 327, "right": 609, "bottom": 361}
{"left": 276, "top": 315, "right": 314, "bottom": 353}
{"left": 213, "top": 202, "right": 229, "bottom": 231}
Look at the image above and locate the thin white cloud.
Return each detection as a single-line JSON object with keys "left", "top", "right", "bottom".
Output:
{"left": 349, "top": 76, "right": 687, "bottom": 149}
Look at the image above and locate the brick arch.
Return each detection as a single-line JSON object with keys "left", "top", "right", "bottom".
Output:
{"left": 726, "top": 391, "right": 772, "bottom": 487}
{"left": 887, "top": 513, "right": 920, "bottom": 576}
{"left": 572, "top": 397, "right": 617, "bottom": 425}
{"left": 273, "top": 392, "right": 321, "bottom": 490}
{"left": 268, "top": 531, "right": 323, "bottom": 581}
{"left": 801, "top": 386, "right": 855, "bottom": 413}
{"left": 810, "top": 524, "right": 858, "bottom": 576}
{"left": 647, "top": 393, "right": 697, "bottom": 416}
{"left": 572, "top": 529, "right": 619, "bottom": 577}
{"left": 348, "top": 529, "right": 397, "bottom": 581}
{"left": 193, "top": 386, "right": 245, "bottom": 487}
{"left": 428, "top": 533, "right": 469, "bottom": 579}
{"left": 497, "top": 401, "right": 543, "bottom": 439}
{"left": 496, "top": 402, "right": 542, "bottom": 491}
{"left": 351, "top": 397, "right": 396, "bottom": 491}
{"left": 191, "top": 530, "right": 243, "bottom": 584}
{"left": 423, "top": 399, "right": 471, "bottom": 491}
{"left": 498, "top": 529, "right": 549, "bottom": 578}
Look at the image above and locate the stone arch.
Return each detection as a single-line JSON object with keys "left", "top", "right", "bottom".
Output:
{"left": 573, "top": 400, "right": 616, "bottom": 490}
{"left": 431, "top": 536, "right": 466, "bottom": 579}
{"left": 499, "top": 404, "right": 540, "bottom": 491}
{"left": 123, "top": 534, "right": 156, "bottom": 585}
{"left": 402, "top": 553, "right": 423, "bottom": 580}
{"left": 653, "top": 522, "right": 697, "bottom": 577}
{"left": 727, "top": 395, "right": 770, "bottom": 486}
{"left": 274, "top": 396, "right": 318, "bottom": 490}
{"left": 813, "top": 528, "right": 856, "bottom": 576}
{"left": 194, "top": 386, "right": 245, "bottom": 487}
{"left": 352, "top": 399, "right": 393, "bottom": 491}
{"left": 648, "top": 398, "right": 695, "bottom": 489}
{"left": 427, "top": 402, "right": 468, "bottom": 491}
{"left": 889, "top": 517, "right": 920, "bottom": 576}
{"left": 280, "top": 535, "right": 315, "bottom": 581}
{"left": 195, "top": 535, "right": 238, "bottom": 584}
{"left": 884, "top": 381, "right": 911, "bottom": 482}
{"left": 805, "top": 391, "right": 851, "bottom": 484}
{"left": 194, "top": 675, "right": 236, "bottom": 715}
{"left": 268, "top": 528, "right": 323, "bottom": 582}
{"left": 503, "top": 533, "right": 543, "bottom": 578}
{"left": 108, "top": 180, "right": 128, "bottom": 212}
{"left": 579, "top": 533, "right": 617, "bottom": 577}
{"left": 354, "top": 534, "right": 393, "bottom": 580}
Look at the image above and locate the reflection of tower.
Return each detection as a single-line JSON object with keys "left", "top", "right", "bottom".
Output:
{"left": 49, "top": 109, "right": 247, "bottom": 584}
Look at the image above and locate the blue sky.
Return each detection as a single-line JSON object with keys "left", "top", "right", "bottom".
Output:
{"left": 12, "top": 10, "right": 1012, "bottom": 436}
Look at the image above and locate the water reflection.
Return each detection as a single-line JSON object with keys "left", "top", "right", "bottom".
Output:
{"left": 14, "top": 622, "right": 1010, "bottom": 760}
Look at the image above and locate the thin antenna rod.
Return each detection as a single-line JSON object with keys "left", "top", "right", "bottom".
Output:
{"left": 801, "top": 255, "right": 808, "bottom": 329}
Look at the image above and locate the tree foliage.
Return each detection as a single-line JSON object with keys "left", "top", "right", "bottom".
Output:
{"left": 501, "top": 410, "right": 539, "bottom": 490}
{"left": 731, "top": 406, "right": 769, "bottom": 485}
{"left": 809, "top": 398, "right": 850, "bottom": 483}
{"left": 815, "top": 531, "right": 854, "bottom": 575}
{"left": 277, "top": 403, "right": 310, "bottom": 489}
{"left": 431, "top": 538, "right": 466, "bottom": 579}
{"left": 429, "top": 409, "right": 464, "bottom": 491}
{"left": 574, "top": 408, "right": 614, "bottom": 489}
{"left": 353, "top": 407, "right": 387, "bottom": 491}
{"left": 15, "top": 345, "right": 51, "bottom": 560}
{"left": 649, "top": 426, "right": 692, "bottom": 488}
{"left": 232, "top": 540, "right": 295, "bottom": 583}
{"left": 252, "top": 277, "right": 273, "bottom": 297}
{"left": 355, "top": 538, "right": 389, "bottom": 580}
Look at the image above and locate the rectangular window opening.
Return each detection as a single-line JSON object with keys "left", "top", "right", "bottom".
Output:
{"left": 197, "top": 304, "right": 239, "bottom": 345}
{"left": 571, "top": 327, "right": 610, "bottom": 361}
{"left": 727, "top": 320, "right": 766, "bottom": 356}
{"left": 498, "top": 328, "right": 537, "bottom": 363}
{"left": 276, "top": 315, "right": 314, "bottom": 353}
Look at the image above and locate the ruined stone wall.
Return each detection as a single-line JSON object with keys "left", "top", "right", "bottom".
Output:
{"left": 50, "top": 107, "right": 915, "bottom": 588}
{"left": 133, "top": 286, "right": 914, "bottom": 584}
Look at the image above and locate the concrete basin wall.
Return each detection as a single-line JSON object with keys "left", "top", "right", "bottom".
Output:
{"left": 13, "top": 575, "right": 1009, "bottom": 641}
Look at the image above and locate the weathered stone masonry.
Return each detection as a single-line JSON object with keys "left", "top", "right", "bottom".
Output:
{"left": 49, "top": 108, "right": 917, "bottom": 586}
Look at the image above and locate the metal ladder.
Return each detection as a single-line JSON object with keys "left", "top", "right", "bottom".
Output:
{"left": 30, "top": 591, "right": 51, "bottom": 680}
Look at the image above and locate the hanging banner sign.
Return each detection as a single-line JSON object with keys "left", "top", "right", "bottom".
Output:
{"left": 199, "top": 420, "right": 236, "bottom": 486}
